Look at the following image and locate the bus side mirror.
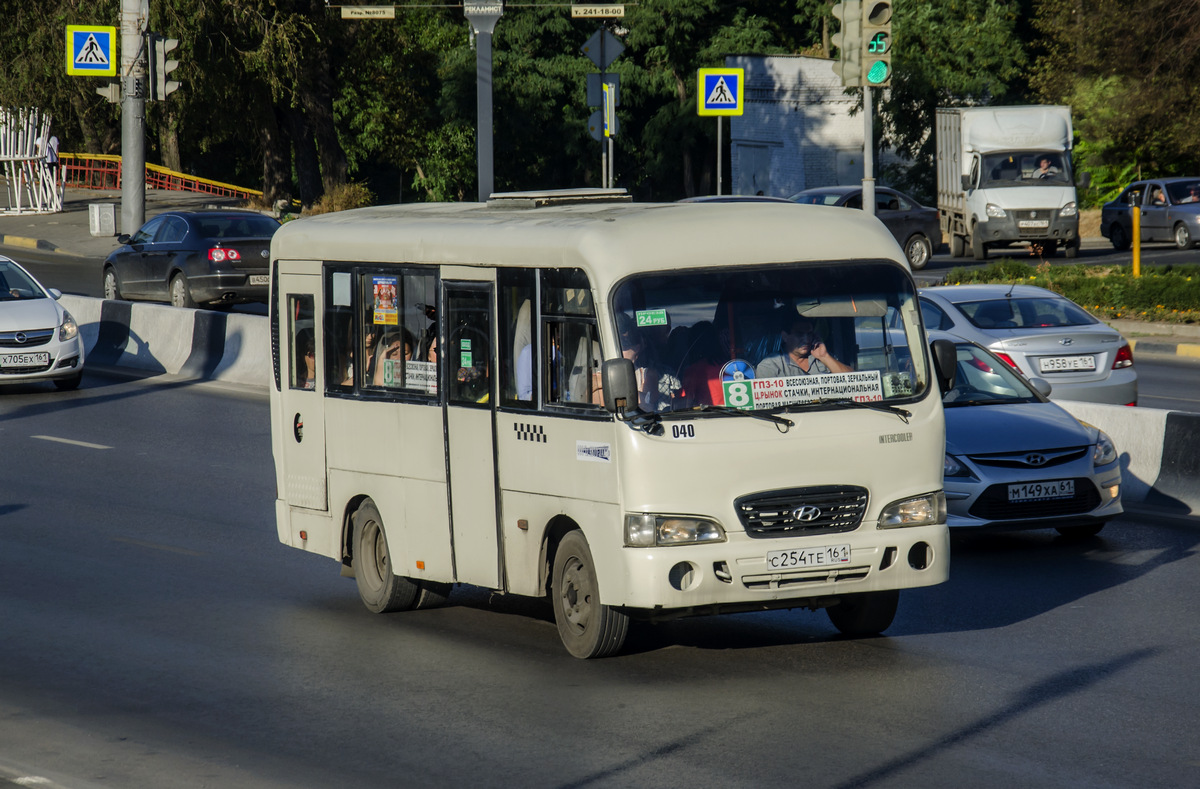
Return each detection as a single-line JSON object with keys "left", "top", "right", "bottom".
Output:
{"left": 602, "top": 358, "right": 638, "bottom": 415}
{"left": 930, "top": 339, "right": 957, "bottom": 394}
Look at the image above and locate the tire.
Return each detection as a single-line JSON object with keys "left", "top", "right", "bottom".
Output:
{"left": 551, "top": 530, "right": 628, "bottom": 659}
{"left": 904, "top": 234, "right": 932, "bottom": 270}
{"left": 1174, "top": 223, "right": 1194, "bottom": 250}
{"left": 827, "top": 589, "right": 899, "bottom": 637}
{"left": 53, "top": 370, "right": 83, "bottom": 391}
{"left": 1056, "top": 523, "right": 1104, "bottom": 539}
{"left": 1065, "top": 240, "right": 1078, "bottom": 259}
{"left": 102, "top": 267, "right": 122, "bottom": 300}
{"left": 971, "top": 229, "right": 988, "bottom": 260}
{"left": 170, "top": 273, "right": 197, "bottom": 309}
{"left": 1110, "top": 223, "right": 1130, "bottom": 251}
{"left": 352, "top": 502, "right": 422, "bottom": 614}
{"left": 950, "top": 234, "right": 965, "bottom": 258}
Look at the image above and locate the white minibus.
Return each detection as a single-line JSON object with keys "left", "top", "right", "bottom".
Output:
{"left": 269, "top": 189, "right": 954, "bottom": 658}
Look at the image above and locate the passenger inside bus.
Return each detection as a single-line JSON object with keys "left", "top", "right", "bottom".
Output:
{"left": 296, "top": 329, "right": 316, "bottom": 390}
{"left": 617, "top": 314, "right": 682, "bottom": 411}
{"left": 678, "top": 321, "right": 726, "bottom": 406}
{"left": 373, "top": 328, "right": 415, "bottom": 386}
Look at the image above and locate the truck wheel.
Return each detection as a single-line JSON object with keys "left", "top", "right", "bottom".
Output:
{"left": 352, "top": 501, "right": 421, "bottom": 613}
{"left": 1174, "top": 223, "right": 1194, "bottom": 250}
{"left": 827, "top": 590, "right": 899, "bottom": 636}
{"left": 950, "top": 235, "right": 965, "bottom": 258}
{"left": 1110, "top": 224, "right": 1130, "bottom": 251}
{"left": 552, "top": 530, "right": 628, "bottom": 658}
{"left": 905, "top": 234, "right": 932, "bottom": 270}
{"left": 971, "top": 230, "right": 988, "bottom": 260}
{"left": 1065, "top": 239, "right": 1079, "bottom": 259}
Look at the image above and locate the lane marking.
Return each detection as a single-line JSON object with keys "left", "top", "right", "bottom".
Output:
{"left": 32, "top": 435, "right": 112, "bottom": 450}
{"left": 110, "top": 536, "right": 204, "bottom": 557}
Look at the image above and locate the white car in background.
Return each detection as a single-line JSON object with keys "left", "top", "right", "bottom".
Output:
{"left": 0, "top": 255, "right": 85, "bottom": 390}
{"left": 919, "top": 284, "right": 1136, "bottom": 406}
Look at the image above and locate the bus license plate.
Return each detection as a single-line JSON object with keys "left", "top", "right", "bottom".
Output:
{"left": 249, "top": 275, "right": 270, "bottom": 286}
{"left": 766, "top": 544, "right": 851, "bottom": 570}
{"left": 1039, "top": 355, "right": 1096, "bottom": 372}
{"left": 1008, "top": 479, "right": 1074, "bottom": 502}
{"left": 0, "top": 352, "right": 50, "bottom": 367}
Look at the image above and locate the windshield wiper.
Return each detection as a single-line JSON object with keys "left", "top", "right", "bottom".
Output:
{"left": 794, "top": 398, "right": 912, "bottom": 424}
{"left": 690, "top": 404, "right": 794, "bottom": 432}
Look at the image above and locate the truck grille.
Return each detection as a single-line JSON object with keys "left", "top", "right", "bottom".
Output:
{"left": 735, "top": 485, "right": 868, "bottom": 538}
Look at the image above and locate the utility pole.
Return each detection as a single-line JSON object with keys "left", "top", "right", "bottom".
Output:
{"left": 120, "top": 0, "right": 147, "bottom": 233}
{"left": 465, "top": 2, "right": 503, "bottom": 202}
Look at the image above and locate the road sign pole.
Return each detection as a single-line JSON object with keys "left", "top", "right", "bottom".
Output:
{"left": 120, "top": 0, "right": 146, "bottom": 234}
{"left": 717, "top": 117, "right": 723, "bottom": 196}
{"left": 465, "top": 4, "right": 503, "bottom": 202}
{"left": 862, "top": 85, "right": 875, "bottom": 216}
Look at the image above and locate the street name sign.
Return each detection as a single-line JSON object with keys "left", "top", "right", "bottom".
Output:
{"left": 571, "top": 5, "right": 624, "bottom": 17}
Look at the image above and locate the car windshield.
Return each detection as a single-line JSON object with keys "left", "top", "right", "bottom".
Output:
{"left": 944, "top": 343, "right": 1039, "bottom": 407}
{"left": 1165, "top": 181, "right": 1200, "bottom": 204}
{"left": 957, "top": 297, "right": 1097, "bottom": 329}
{"left": 195, "top": 214, "right": 281, "bottom": 239}
{"left": 789, "top": 191, "right": 845, "bottom": 206}
{"left": 0, "top": 260, "right": 46, "bottom": 301}
{"left": 979, "top": 151, "right": 1073, "bottom": 187}
{"left": 610, "top": 261, "right": 929, "bottom": 415}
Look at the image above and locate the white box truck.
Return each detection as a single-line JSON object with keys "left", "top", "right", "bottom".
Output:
{"left": 937, "top": 106, "right": 1086, "bottom": 260}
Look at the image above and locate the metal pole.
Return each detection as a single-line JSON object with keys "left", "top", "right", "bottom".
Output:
{"left": 1132, "top": 206, "right": 1141, "bottom": 278}
{"left": 120, "top": 0, "right": 146, "bottom": 233}
{"left": 717, "top": 117, "right": 723, "bottom": 196}
{"left": 862, "top": 85, "right": 875, "bottom": 216}
{"left": 608, "top": 137, "right": 614, "bottom": 189}
{"left": 465, "top": 5, "right": 502, "bottom": 202}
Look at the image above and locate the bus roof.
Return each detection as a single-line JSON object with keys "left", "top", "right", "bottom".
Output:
{"left": 271, "top": 194, "right": 908, "bottom": 290}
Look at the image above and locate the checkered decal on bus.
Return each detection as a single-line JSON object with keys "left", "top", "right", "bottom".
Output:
{"left": 513, "top": 423, "right": 547, "bottom": 443}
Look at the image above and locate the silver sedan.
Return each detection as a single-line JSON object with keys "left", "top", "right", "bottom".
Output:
{"left": 936, "top": 334, "right": 1123, "bottom": 536}
{"left": 919, "top": 284, "right": 1137, "bottom": 406}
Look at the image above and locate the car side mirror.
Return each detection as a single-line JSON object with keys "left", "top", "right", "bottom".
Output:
{"left": 961, "top": 174, "right": 972, "bottom": 191}
{"left": 602, "top": 358, "right": 638, "bottom": 415}
{"left": 930, "top": 339, "right": 957, "bottom": 394}
{"left": 1028, "top": 377, "right": 1052, "bottom": 397}
{"left": 117, "top": 234, "right": 131, "bottom": 245}
{"left": 1077, "top": 172, "right": 1092, "bottom": 189}
{"left": 48, "top": 287, "right": 62, "bottom": 300}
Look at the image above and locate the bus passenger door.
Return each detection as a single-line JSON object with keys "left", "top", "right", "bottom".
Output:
{"left": 443, "top": 281, "right": 501, "bottom": 589}
{"left": 277, "top": 273, "right": 328, "bottom": 512}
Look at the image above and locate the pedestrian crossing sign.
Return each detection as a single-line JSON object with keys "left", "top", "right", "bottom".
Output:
{"left": 697, "top": 68, "right": 744, "bottom": 116}
{"left": 66, "top": 25, "right": 117, "bottom": 76}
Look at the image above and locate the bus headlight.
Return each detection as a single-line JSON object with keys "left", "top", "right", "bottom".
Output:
{"left": 878, "top": 492, "right": 946, "bottom": 529}
{"left": 624, "top": 514, "right": 726, "bottom": 547}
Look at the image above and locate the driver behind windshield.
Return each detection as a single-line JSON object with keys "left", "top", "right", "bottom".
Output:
{"left": 754, "top": 312, "right": 853, "bottom": 378}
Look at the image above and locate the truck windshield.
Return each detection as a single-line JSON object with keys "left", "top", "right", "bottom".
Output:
{"left": 979, "top": 151, "right": 1073, "bottom": 187}
{"left": 611, "top": 261, "right": 929, "bottom": 414}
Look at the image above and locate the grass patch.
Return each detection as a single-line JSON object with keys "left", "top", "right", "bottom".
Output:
{"left": 939, "top": 261, "right": 1200, "bottom": 323}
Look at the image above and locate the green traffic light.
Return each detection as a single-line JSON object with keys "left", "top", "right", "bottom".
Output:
{"left": 867, "top": 61, "right": 889, "bottom": 85}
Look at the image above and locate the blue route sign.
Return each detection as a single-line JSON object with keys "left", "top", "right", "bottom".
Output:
{"left": 66, "top": 25, "right": 117, "bottom": 77}
{"left": 697, "top": 68, "right": 744, "bottom": 116}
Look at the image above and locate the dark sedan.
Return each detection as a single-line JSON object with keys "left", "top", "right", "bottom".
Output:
{"left": 102, "top": 210, "right": 280, "bottom": 308}
{"left": 789, "top": 185, "right": 942, "bottom": 270}
{"left": 1100, "top": 177, "right": 1200, "bottom": 250}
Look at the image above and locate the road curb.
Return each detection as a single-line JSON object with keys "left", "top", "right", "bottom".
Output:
{"left": 0, "top": 233, "right": 82, "bottom": 256}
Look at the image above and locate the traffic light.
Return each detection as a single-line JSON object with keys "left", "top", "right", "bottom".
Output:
{"left": 861, "top": 1, "right": 892, "bottom": 88}
{"left": 830, "top": 2, "right": 863, "bottom": 88}
{"left": 147, "top": 32, "right": 181, "bottom": 101}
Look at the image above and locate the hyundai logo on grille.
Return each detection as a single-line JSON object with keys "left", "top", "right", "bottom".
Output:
{"left": 15, "top": 332, "right": 27, "bottom": 345}
{"left": 791, "top": 505, "right": 822, "bottom": 522}
{"left": 1060, "top": 337, "right": 1073, "bottom": 346}
{"left": 1025, "top": 453, "right": 1047, "bottom": 466}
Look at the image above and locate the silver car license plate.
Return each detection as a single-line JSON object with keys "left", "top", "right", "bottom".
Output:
{"left": 0, "top": 352, "right": 50, "bottom": 367}
{"left": 1008, "top": 479, "right": 1074, "bottom": 502}
{"left": 1039, "top": 355, "right": 1096, "bottom": 372}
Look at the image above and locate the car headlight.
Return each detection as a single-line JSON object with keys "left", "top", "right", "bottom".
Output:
{"left": 1060, "top": 201, "right": 1078, "bottom": 217}
{"left": 624, "top": 514, "right": 726, "bottom": 547}
{"left": 986, "top": 203, "right": 1007, "bottom": 219}
{"left": 1093, "top": 430, "right": 1118, "bottom": 466}
{"left": 878, "top": 492, "right": 946, "bottom": 529}
{"left": 944, "top": 454, "right": 972, "bottom": 478}
{"left": 59, "top": 310, "right": 79, "bottom": 342}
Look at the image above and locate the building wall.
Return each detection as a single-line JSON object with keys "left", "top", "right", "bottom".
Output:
{"left": 725, "top": 55, "right": 871, "bottom": 198}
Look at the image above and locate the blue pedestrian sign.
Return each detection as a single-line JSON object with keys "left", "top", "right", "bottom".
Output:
{"left": 697, "top": 68, "right": 744, "bottom": 116}
{"left": 66, "top": 25, "right": 117, "bottom": 77}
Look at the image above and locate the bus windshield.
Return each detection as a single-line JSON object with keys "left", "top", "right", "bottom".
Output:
{"left": 611, "top": 261, "right": 929, "bottom": 414}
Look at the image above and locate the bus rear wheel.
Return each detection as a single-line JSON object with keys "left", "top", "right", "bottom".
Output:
{"left": 827, "top": 590, "right": 899, "bottom": 637}
{"left": 352, "top": 502, "right": 422, "bottom": 613}
{"left": 552, "top": 530, "right": 628, "bottom": 659}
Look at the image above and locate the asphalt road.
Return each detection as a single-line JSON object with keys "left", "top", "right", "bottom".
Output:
{"left": 1, "top": 373, "right": 1198, "bottom": 788}
{"left": 919, "top": 238, "right": 1200, "bottom": 278}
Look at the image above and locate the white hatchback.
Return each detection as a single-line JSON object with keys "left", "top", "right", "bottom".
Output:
{"left": 0, "top": 255, "right": 85, "bottom": 390}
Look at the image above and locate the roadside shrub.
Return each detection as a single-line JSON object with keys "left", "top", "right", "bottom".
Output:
{"left": 307, "top": 182, "right": 376, "bottom": 215}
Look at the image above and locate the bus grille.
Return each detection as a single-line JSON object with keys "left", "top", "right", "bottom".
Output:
{"left": 735, "top": 485, "right": 868, "bottom": 538}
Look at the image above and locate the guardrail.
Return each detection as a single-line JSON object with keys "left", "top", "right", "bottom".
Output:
{"left": 58, "top": 153, "right": 263, "bottom": 201}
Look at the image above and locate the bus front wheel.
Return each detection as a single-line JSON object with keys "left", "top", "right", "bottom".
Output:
{"left": 552, "top": 531, "right": 629, "bottom": 659}
{"left": 352, "top": 502, "right": 422, "bottom": 613}
{"left": 827, "top": 590, "right": 899, "bottom": 637}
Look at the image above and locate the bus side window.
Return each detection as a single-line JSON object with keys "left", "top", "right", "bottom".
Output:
{"left": 541, "top": 268, "right": 601, "bottom": 408}
{"left": 499, "top": 268, "right": 536, "bottom": 407}
{"left": 288, "top": 294, "right": 315, "bottom": 390}
{"left": 326, "top": 270, "right": 354, "bottom": 393}
{"left": 357, "top": 270, "right": 438, "bottom": 395}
